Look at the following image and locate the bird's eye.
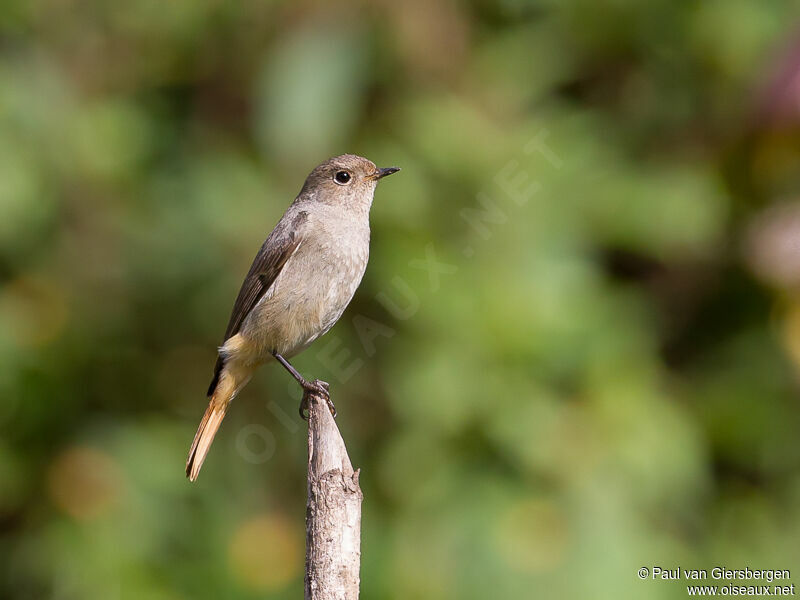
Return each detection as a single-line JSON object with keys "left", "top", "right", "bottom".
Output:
{"left": 334, "top": 171, "right": 351, "bottom": 185}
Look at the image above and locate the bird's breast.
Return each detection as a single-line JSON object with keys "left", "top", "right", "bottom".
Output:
{"left": 241, "top": 222, "right": 370, "bottom": 358}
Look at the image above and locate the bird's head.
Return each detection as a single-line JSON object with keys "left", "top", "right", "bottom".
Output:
{"left": 300, "top": 154, "right": 399, "bottom": 209}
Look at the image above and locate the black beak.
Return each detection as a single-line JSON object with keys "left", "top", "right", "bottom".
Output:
{"left": 376, "top": 167, "right": 400, "bottom": 179}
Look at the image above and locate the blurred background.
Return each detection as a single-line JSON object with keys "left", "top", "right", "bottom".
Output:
{"left": 2, "top": 0, "right": 800, "bottom": 598}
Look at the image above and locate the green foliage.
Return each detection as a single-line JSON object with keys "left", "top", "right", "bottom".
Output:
{"left": 2, "top": 1, "right": 800, "bottom": 598}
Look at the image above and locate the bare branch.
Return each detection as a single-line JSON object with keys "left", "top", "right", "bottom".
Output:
{"left": 304, "top": 387, "right": 362, "bottom": 600}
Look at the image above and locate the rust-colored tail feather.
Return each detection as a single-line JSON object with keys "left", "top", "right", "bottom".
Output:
{"left": 186, "top": 367, "right": 242, "bottom": 481}
{"left": 185, "top": 402, "right": 228, "bottom": 481}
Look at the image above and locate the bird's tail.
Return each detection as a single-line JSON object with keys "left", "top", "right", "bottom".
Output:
{"left": 186, "top": 365, "right": 250, "bottom": 481}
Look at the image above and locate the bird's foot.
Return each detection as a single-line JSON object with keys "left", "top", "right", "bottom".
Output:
{"left": 298, "top": 379, "right": 335, "bottom": 420}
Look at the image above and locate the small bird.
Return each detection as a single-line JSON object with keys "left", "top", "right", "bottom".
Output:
{"left": 186, "top": 154, "right": 399, "bottom": 481}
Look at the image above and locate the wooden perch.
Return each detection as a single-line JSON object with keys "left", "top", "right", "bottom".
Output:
{"left": 304, "top": 385, "right": 362, "bottom": 600}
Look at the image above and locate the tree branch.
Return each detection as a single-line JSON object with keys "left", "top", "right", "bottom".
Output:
{"left": 304, "top": 386, "right": 362, "bottom": 600}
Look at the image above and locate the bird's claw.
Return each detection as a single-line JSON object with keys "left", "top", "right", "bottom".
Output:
{"left": 298, "top": 379, "right": 335, "bottom": 420}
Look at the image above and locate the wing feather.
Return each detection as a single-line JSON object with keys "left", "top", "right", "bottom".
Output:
{"left": 207, "top": 210, "right": 308, "bottom": 395}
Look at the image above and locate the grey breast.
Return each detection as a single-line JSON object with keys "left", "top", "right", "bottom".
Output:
{"left": 245, "top": 203, "right": 370, "bottom": 357}
{"left": 298, "top": 206, "right": 370, "bottom": 338}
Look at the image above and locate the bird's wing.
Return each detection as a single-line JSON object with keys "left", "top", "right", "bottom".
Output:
{"left": 207, "top": 210, "right": 308, "bottom": 396}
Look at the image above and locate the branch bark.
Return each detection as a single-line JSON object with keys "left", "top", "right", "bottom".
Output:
{"left": 304, "top": 387, "right": 362, "bottom": 600}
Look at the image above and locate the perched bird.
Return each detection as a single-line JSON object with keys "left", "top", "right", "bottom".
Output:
{"left": 186, "top": 154, "right": 399, "bottom": 481}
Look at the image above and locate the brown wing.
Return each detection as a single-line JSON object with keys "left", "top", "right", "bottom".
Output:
{"left": 207, "top": 210, "right": 307, "bottom": 396}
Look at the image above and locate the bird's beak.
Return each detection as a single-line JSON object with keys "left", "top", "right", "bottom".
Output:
{"left": 375, "top": 167, "right": 400, "bottom": 180}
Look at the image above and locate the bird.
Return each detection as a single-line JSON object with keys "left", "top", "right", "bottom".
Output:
{"left": 185, "top": 154, "right": 399, "bottom": 481}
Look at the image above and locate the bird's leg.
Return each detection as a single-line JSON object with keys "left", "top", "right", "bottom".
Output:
{"left": 272, "top": 352, "right": 336, "bottom": 419}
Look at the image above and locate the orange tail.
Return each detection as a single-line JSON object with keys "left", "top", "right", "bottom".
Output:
{"left": 186, "top": 366, "right": 248, "bottom": 481}
{"left": 185, "top": 402, "right": 228, "bottom": 481}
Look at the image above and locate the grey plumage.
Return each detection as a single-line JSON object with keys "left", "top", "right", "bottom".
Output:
{"left": 207, "top": 209, "right": 308, "bottom": 396}
{"left": 187, "top": 154, "right": 399, "bottom": 481}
